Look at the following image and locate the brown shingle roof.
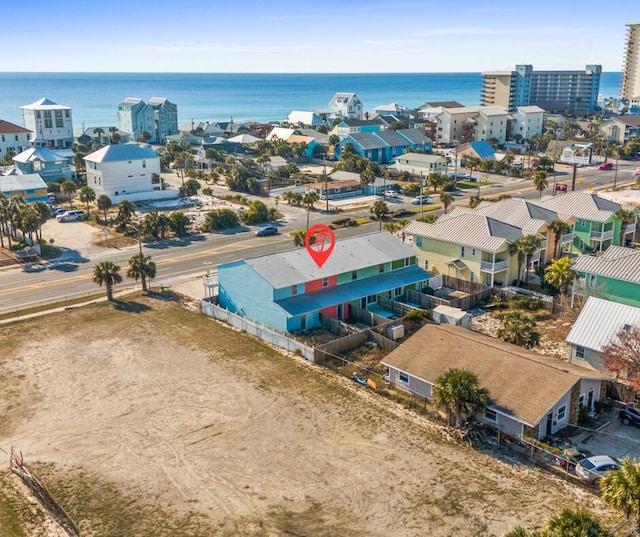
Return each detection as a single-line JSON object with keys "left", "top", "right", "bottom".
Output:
{"left": 382, "top": 324, "right": 607, "bottom": 426}
{"left": 0, "top": 120, "right": 31, "bottom": 134}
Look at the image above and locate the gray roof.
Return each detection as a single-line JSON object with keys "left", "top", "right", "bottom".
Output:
{"left": 534, "top": 192, "right": 622, "bottom": 223}
{"left": 572, "top": 245, "right": 640, "bottom": 283}
{"left": 474, "top": 198, "right": 572, "bottom": 233}
{"left": 84, "top": 143, "right": 158, "bottom": 163}
{"left": 241, "top": 232, "right": 417, "bottom": 288}
{"left": 13, "top": 147, "right": 68, "bottom": 164}
{"left": 396, "top": 152, "right": 447, "bottom": 164}
{"left": 382, "top": 324, "right": 607, "bottom": 427}
{"left": 374, "top": 129, "right": 411, "bottom": 147}
{"left": 404, "top": 213, "right": 524, "bottom": 252}
{"left": 566, "top": 297, "right": 640, "bottom": 352}
{"left": 349, "top": 132, "right": 389, "bottom": 151}
{"left": 0, "top": 173, "right": 47, "bottom": 194}
{"left": 396, "top": 128, "right": 428, "bottom": 145}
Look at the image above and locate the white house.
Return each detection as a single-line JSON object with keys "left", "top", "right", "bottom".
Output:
{"left": 20, "top": 98, "right": 74, "bottom": 149}
{"left": 511, "top": 106, "right": 545, "bottom": 141}
{"left": 286, "top": 111, "right": 323, "bottom": 127}
{"left": 566, "top": 297, "right": 640, "bottom": 375}
{"left": 84, "top": 144, "right": 175, "bottom": 203}
{"left": 392, "top": 152, "right": 448, "bottom": 174}
{"left": 327, "top": 93, "right": 364, "bottom": 120}
{"left": 0, "top": 120, "right": 31, "bottom": 159}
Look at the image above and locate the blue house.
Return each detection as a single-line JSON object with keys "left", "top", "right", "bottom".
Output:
{"left": 217, "top": 232, "right": 431, "bottom": 333}
{"left": 336, "top": 129, "right": 432, "bottom": 163}
{"left": 12, "top": 147, "right": 74, "bottom": 183}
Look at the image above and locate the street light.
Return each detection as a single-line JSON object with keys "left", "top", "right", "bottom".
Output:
{"left": 127, "top": 224, "right": 143, "bottom": 257}
{"left": 323, "top": 154, "right": 329, "bottom": 212}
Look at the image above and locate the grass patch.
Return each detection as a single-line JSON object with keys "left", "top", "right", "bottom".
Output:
{"left": 456, "top": 180, "right": 494, "bottom": 189}
{"left": 409, "top": 204, "right": 440, "bottom": 214}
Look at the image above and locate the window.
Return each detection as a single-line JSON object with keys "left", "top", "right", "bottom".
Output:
{"left": 379, "top": 264, "right": 384, "bottom": 273}
{"left": 14, "top": 135, "right": 18, "bottom": 141}
{"left": 56, "top": 119, "right": 63, "bottom": 128}
{"left": 588, "top": 275, "right": 596, "bottom": 289}
{"left": 64, "top": 110, "right": 70, "bottom": 118}
{"left": 367, "top": 295, "right": 376, "bottom": 304}
{"left": 44, "top": 110, "right": 51, "bottom": 118}
{"left": 399, "top": 371, "right": 409, "bottom": 383}
{"left": 142, "top": 160, "right": 146, "bottom": 168}
{"left": 36, "top": 111, "right": 41, "bottom": 119}
{"left": 351, "top": 270, "right": 357, "bottom": 280}
{"left": 55, "top": 110, "right": 62, "bottom": 118}
{"left": 581, "top": 220, "right": 587, "bottom": 228}
{"left": 471, "top": 248, "right": 476, "bottom": 256}
{"left": 322, "top": 277, "right": 328, "bottom": 288}
{"left": 44, "top": 119, "right": 52, "bottom": 128}
{"left": 424, "top": 259, "right": 429, "bottom": 270}
{"left": 291, "top": 285, "right": 297, "bottom": 296}
{"left": 579, "top": 394, "right": 585, "bottom": 408}
{"left": 415, "top": 236, "right": 423, "bottom": 247}
{"left": 405, "top": 257, "right": 411, "bottom": 266}
{"left": 461, "top": 246, "right": 465, "bottom": 258}
{"left": 485, "top": 409, "right": 497, "bottom": 422}
{"left": 557, "top": 405, "right": 566, "bottom": 421}
{"left": 576, "top": 346, "right": 585, "bottom": 359}
{"left": 394, "top": 287, "right": 402, "bottom": 296}
{"left": 0, "top": 135, "right": 3, "bottom": 142}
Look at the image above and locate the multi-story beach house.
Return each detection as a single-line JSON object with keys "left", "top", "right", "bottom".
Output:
{"left": 327, "top": 93, "right": 364, "bottom": 121}
{"left": 12, "top": 147, "right": 74, "bottom": 183}
{"left": 117, "top": 97, "right": 178, "bottom": 144}
{"left": 216, "top": 232, "right": 430, "bottom": 333}
{"left": 84, "top": 143, "right": 166, "bottom": 203}
{"left": 20, "top": 98, "right": 74, "bottom": 150}
{"left": 0, "top": 120, "right": 31, "bottom": 158}
{"left": 481, "top": 64, "right": 602, "bottom": 115}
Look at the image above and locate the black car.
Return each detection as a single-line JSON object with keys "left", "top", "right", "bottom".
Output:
{"left": 619, "top": 403, "right": 640, "bottom": 426}
{"left": 255, "top": 225, "right": 278, "bottom": 237}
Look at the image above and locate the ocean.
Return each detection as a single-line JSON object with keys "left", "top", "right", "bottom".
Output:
{"left": 0, "top": 72, "right": 622, "bottom": 130}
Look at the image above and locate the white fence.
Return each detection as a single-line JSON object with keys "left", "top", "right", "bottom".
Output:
{"left": 201, "top": 299, "right": 315, "bottom": 362}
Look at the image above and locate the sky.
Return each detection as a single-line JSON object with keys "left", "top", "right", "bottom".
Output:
{"left": 2, "top": 0, "right": 633, "bottom": 72}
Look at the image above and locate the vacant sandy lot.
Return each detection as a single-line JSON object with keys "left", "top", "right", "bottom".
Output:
{"left": 0, "top": 296, "right": 616, "bottom": 536}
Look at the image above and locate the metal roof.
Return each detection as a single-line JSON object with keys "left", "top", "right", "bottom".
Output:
{"left": 474, "top": 198, "right": 572, "bottom": 233}
{"left": 534, "top": 192, "right": 622, "bottom": 223}
{"left": 404, "top": 213, "right": 524, "bottom": 253}
{"left": 13, "top": 147, "right": 68, "bottom": 164}
{"left": 84, "top": 143, "right": 158, "bottom": 163}
{"left": 396, "top": 128, "right": 428, "bottom": 145}
{"left": 241, "top": 231, "right": 417, "bottom": 288}
{"left": 566, "top": 297, "right": 640, "bottom": 352}
{"left": 395, "top": 153, "right": 446, "bottom": 164}
{"left": 374, "top": 129, "right": 410, "bottom": 147}
{"left": 349, "top": 132, "right": 389, "bottom": 151}
{"left": 572, "top": 245, "right": 640, "bottom": 283}
{"left": 383, "top": 324, "right": 608, "bottom": 427}
{"left": 275, "top": 265, "right": 429, "bottom": 316}
{"left": 21, "top": 98, "right": 70, "bottom": 110}
{"left": 0, "top": 173, "right": 47, "bottom": 193}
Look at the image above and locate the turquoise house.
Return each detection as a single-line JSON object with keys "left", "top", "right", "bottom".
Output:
{"left": 335, "top": 129, "right": 432, "bottom": 163}
{"left": 573, "top": 245, "right": 640, "bottom": 308}
{"left": 13, "top": 147, "right": 74, "bottom": 183}
{"left": 217, "top": 232, "right": 431, "bottom": 333}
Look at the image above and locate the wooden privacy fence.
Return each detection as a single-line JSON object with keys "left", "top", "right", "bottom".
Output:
{"left": 349, "top": 305, "right": 392, "bottom": 327}
{"left": 319, "top": 313, "right": 361, "bottom": 336}
{"left": 201, "top": 299, "right": 315, "bottom": 362}
{"left": 376, "top": 296, "right": 419, "bottom": 317}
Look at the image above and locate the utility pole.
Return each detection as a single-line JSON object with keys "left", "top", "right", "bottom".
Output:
{"left": 323, "top": 154, "right": 329, "bottom": 212}
{"left": 613, "top": 150, "right": 620, "bottom": 191}
{"left": 571, "top": 163, "right": 577, "bottom": 192}
{"left": 420, "top": 172, "right": 424, "bottom": 217}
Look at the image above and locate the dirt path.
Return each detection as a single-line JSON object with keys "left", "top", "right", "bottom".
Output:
{"left": 0, "top": 296, "right": 616, "bottom": 536}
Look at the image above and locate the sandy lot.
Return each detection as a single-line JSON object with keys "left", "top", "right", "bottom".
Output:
{"left": 0, "top": 296, "right": 616, "bottom": 536}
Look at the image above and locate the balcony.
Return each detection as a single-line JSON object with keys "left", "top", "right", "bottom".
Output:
{"left": 590, "top": 229, "right": 614, "bottom": 241}
{"left": 625, "top": 223, "right": 637, "bottom": 235}
{"left": 539, "top": 239, "right": 548, "bottom": 250}
{"left": 530, "top": 250, "right": 541, "bottom": 264}
{"left": 480, "top": 259, "right": 509, "bottom": 273}
{"left": 560, "top": 232, "right": 574, "bottom": 244}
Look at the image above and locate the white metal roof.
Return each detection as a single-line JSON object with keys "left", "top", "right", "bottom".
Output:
{"left": 566, "top": 297, "right": 640, "bottom": 351}
{"left": 238, "top": 232, "right": 417, "bottom": 288}
{"left": 13, "top": 147, "right": 68, "bottom": 164}
{"left": 473, "top": 198, "right": 573, "bottom": 234}
{"left": 84, "top": 143, "right": 158, "bottom": 163}
{"left": 534, "top": 192, "right": 622, "bottom": 223}
{"left": 0, "top": 173, "right": 47, "bottom": 193}
{"left": 20, "top": 98, "right": 70, "bottom": 110}
{"left": 404, "top": 213, "right": 524, "bottom": 253}
{"left": 572, "top": 245, "right": 640, "bottom": 283}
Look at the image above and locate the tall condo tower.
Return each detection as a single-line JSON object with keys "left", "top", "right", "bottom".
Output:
{"left": 621, "top": 22, "right": 640, "bottom": 101}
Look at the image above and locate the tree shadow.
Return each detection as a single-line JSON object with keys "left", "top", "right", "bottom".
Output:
{"left": 112, "top": 300, "right": 152, "bottom": 313}
{"left": 47, "top": 262, "right": 79, "bottom": 272}
{"left": 145, "top": 234, "right": 208, "bottom": 249}
{"left": 146, "top": 289, "right": 181, "bottom": 302}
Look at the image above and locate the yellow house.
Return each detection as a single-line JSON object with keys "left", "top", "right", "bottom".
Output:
{"left": 0, "top": 172, "right": 49, "bottom": 203}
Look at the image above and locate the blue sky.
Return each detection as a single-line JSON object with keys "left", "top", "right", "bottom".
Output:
{"left": 3, "top": 0, "right": 632, "bottom": 72}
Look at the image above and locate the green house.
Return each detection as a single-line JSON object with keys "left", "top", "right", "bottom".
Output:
{"left": 572, "top": 246, "right": 640, "bottom": 308}
{"left": 534, "top": 192, "right": 636, "bottom": 254}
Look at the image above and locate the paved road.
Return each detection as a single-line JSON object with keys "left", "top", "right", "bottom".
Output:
{"left": 1, "top": 160, "right": 636, "bottom": 314}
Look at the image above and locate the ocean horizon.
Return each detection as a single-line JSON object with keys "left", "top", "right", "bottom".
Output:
{"left": 0, "top": 72, "right": 622, "bottom": 131}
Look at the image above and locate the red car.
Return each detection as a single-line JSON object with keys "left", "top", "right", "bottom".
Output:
{"left": 598, "top": 162, "right": 613, "bottom": 170}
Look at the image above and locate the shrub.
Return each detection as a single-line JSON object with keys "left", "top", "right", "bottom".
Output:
{"left": 203, "top": 209, "right": 240, "bottom": 232}
{"left": 404, "top": 309, "right": 430, "bottom": 322}
{"left": 509, "top": 295, "right": 543, "bottom": 311}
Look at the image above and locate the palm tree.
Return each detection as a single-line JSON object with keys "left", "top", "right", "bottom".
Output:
{"left": 532, "top": 170, "right": 549, "bottom": 198}
{"left": 383, "top": 221, "right": 401, "bottom": 235}
{"left": 601, "top": 458, "right": 640, "bottom": 534}
{"left": 370, "top": 199, "right": 389, "bottom": 231}
{"left": 615, "top": 208, "right": 637, "bottom": 246}
{"left": 496, "top": 311, "right": 540, "bottom": 349}
{"left": 78, "top": 186, "right": 96, "bottom": 215}
{"left": 169, "top": 211, "right": 190, "bottom": 237}
{"left": 127, "top": 253, "right": 156, "bottom": 292}
{"left": 544, "top": 257, "right": 576, "bottom": 296}
{"left": 516, "top": 235, "right": 542, "bottom": 284}
{"left": 96, "top": 194, "right": 112, "bottom": 223}
{"left": 503, "top": 527, "right": 539, "bottom": 537}
{"left": 31, "top": 201, "right": 51, "bottom": 241}
{"left": 545, "top": 508, "right": 612, "bottom": 537}
{"left": 440, "top": 191, "right": 454, "bottom": 214}
{"left": 359, "top": 164, "right": 376, "bottom": 187}
{"left": 549, "top": 219, "right": 572, "bottom": 259}
{"left": 116, "top": 200, "right": 136, "bottom": 227}
{"left": 92, "top": 261, "right": 122, "bottom": 301}
{"left": 302, "top": 191, "right": 320, "bottom": 230}
{"left": 432, "top": 368, "right": 488, "bottom": 428}
{"left": 157, "top": 213, "right": 171, "bottom": 240}
{"left": 61, "top": 180, "right": 77, "bottom": 208}
{"left": 0, "top": 193, "right": 9, "bottom": 248}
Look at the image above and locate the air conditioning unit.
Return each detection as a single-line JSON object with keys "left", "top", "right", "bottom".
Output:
{"left": 386, "top": 324, "right": 405, "bottom": 340}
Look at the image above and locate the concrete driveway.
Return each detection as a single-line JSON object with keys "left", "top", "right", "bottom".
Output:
{"left": 571, "top": 408, "right": 640, "bottom": 461}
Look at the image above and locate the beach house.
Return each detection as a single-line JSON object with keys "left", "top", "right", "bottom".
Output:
{"left": 0, "top": 120, "right": 32, "bottom": 158}
{"left": 12, "top": 147, "right": 74, "bottom": 183}
{"left": 20, "top": 98, "right": 74, "bottom": 150}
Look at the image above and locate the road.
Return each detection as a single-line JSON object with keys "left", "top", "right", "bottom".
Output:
{"left": 1, "top": 160, "right": 637, "bottom": 314}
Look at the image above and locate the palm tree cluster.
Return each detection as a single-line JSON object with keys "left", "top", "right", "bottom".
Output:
{"left": 92, "top": 253, "right": 157, "bottom": 300}
{"left": 505, "top": 507, "right": 612, "bottom": 537}
{"left": 0, "top": 194, "right": 51, "bottom": 248}
{"left": 433, "top": 368, "right": 487, "bottom": 428}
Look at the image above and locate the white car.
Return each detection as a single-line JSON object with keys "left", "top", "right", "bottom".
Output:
{"left": 57, "top": 209, "right": 86, "bottom": 222}
{"left": 383, "top": 190, "right": 398, "bottom": 198}
{"left": 411, "top": 195, "right": 429, "bottom": 205}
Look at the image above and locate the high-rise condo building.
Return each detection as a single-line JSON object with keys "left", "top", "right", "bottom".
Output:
{"left": 481, "top": 64, "right": 602, "bottom": 115}
{"left": 622, "top": 22, "right": 640, "bottom": 102}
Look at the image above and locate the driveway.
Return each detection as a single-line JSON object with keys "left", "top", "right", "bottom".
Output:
{"left": 571, "top": 408, "right": 640, "bottom": 460}
{"left": 41, "top": 217, "right": 109, "bottom": 260}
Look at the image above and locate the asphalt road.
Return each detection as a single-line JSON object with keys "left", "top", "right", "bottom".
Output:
{"left": 0, "top": 160, "right": 637, "bottom": 314}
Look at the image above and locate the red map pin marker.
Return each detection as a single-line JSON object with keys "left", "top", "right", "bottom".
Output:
{"left": 305, "top": 224, "right": 336, "bottom": 268}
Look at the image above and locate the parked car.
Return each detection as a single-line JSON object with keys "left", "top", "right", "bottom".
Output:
{"left": 255, "top": 225, "right": 278, "bottom": 237}
{"left": 575, "top": 455, "right": 619, "bottom": 485}
{"left": 51, "top": 207, "right": 69, "bottom": 217}
{"left": 383, "top": 190, "right": 398, "bottom": 198}
{"left": 57, "top": 210, "right": 86, "bottom": 222}
{"left": 447, "top": 172, "right": 469, "bottom": 180}
{"left": 411, "top": 195, "right": 430, "bottom": 205}
{"left": 619, "top": 403, "right": 640, "bottom": 426}
{"left": 598, "top": 162, "right": 613, "bottom": 170}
